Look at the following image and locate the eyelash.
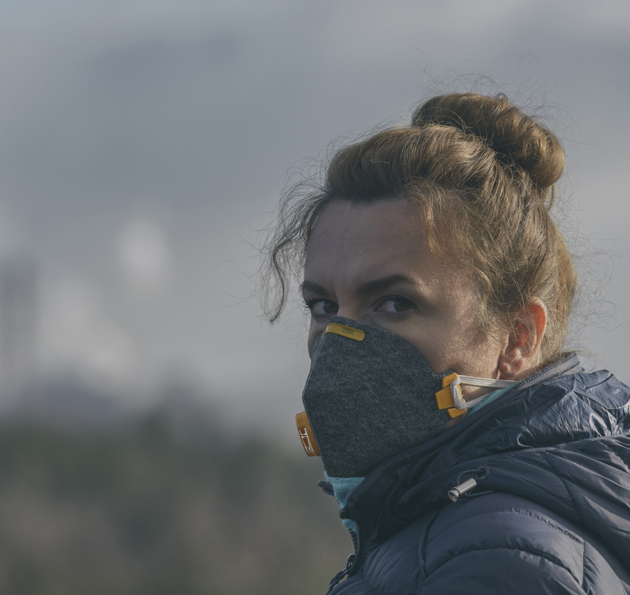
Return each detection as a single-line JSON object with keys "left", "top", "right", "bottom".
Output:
{"left": 303, "top": 298, "right": 337, "bottom": 318}
{"left": 303, "top": 296, "right": 415, "bottom": 318}
{"left": 376, "top": 295, "right": 415, "bottom": 317}
{"left": 303, "top": 298, "right": 322, "bottom": 310}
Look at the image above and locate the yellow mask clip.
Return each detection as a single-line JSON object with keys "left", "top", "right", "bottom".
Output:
{"left": 321, "top": 323, "right": 365, "bottom": 342}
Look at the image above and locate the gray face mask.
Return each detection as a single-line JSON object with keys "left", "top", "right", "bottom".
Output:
{"left": 295, "top": 315, "right": 513, "bottom": 478}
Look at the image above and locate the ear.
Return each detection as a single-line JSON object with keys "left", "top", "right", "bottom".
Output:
{"left": 497, "top": 298, "right": 547, "bottom": 380}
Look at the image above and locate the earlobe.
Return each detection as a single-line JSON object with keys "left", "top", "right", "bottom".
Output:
{"left": 497, "top": 299, "right": 547, "bottom": 380}
{"left": 498, "top": 361, "right": 511, "bottom": 377}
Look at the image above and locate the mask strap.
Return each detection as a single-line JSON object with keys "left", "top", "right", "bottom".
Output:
{"left": 435, "top": 373, "right": 515, "bottom": 418}
{"left": 458, "top": 375, "right": 515, "bottom": 389}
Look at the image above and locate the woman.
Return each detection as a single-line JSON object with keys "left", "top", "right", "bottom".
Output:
{"left": 264, "top": 93, "right": 630, "bottom": 593}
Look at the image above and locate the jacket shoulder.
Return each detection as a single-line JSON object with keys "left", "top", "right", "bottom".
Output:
{"left": 335, "top": 492, "right": 627, "bottom": 595}
{"left": 417, "top": 491, "right": 626, "bottom": 594}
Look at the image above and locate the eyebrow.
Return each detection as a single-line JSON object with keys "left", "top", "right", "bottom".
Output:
{"left": 356, "top": 274, "right": 419, "bottom": 295}
{"left": 300, "top": 280, "right": 331, "bottom": 297}
{"left": 300, "top": 274, "right": 420, "bottom": 297}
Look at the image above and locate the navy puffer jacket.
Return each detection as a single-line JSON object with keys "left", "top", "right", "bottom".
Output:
{"left": 326, "top": 354, "right": 630, "bottom": 594}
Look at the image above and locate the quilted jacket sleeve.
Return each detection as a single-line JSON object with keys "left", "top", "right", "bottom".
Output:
{"left": 333, "top": 495, "right": 628, "bottom": 594}
{"left": 414, "top": 495, "right": 628, "bottom": 595}
{"left": 418, "top": 548, "right": 587, "bottom": 594}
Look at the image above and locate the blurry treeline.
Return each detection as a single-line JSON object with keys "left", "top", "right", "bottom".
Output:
{"left": 0, "top": 389, "right": 352, "bottom": 595}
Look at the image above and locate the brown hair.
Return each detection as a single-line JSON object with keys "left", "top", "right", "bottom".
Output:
{"left": 263, "top": 92, "right": 577, "bottom": 365}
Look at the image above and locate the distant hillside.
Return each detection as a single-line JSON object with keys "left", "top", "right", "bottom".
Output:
{"left": 0, "top": 400, "right": 352, "bottom": 595}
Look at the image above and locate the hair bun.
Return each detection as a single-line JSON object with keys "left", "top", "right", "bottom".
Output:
{"left": 412, "top": 93, "right": 565, "bottom": 192}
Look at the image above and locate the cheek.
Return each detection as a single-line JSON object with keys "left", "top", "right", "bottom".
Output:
{"left": 386, "top": 321, "right": 452, "bottom": 373}
{"left": 307, "top": 320, "right": 320, "bottom": 356}
{"left": 412, "top": 335, "right": 452, "bottom": 374}
{"left": 395, "top": 307, "right": 486, "bottom": 375}
{"left": 445, "top": 332, "right": 503, "bottom": 379}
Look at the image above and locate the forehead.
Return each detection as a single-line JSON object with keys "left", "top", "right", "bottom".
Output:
{"left": 304, "top": 199, "right": 439, "bottom": 283}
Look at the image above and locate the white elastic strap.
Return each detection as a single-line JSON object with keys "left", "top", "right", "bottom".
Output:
{"left": 460, "top": 394, "right": 486, "bottom": 409}
{"left": 449, "top": 375, "right": 516, "bottom": 411}
{"left": 449, "top": 377, "right": 466, "bottom": 410}
{"left": 458, "top": 375, "right": 515, "bottom": 389}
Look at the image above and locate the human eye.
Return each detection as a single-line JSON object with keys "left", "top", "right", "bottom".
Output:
{"left": 304, "top": 298, "right": 338, "bottom": 320}
{"left": 376, "top": 296, "right": 415, "bottom": 316}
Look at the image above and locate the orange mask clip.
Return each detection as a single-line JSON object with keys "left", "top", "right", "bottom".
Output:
{"left": 296, "top": 411, "right": 320, "bottom": 457}
{"left": 435, "top": 373, "right": 467, "bottom": 419}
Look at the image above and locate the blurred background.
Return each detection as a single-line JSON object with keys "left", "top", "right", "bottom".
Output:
{"left": 0, "top": 0, "right": 628, "bottom": 593}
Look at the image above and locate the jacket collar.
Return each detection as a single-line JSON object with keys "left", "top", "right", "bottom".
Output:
{"left": 342, "top": 354, "right": 630, "bottom": 558}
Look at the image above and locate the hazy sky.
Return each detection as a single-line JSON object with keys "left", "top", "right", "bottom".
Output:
{"left": 0, "top": 0, "right": 628, "bottom": 438}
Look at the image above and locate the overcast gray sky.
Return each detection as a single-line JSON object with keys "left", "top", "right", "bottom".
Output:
{"left": 0, "top": 0, "right": 628, "bottom": 439}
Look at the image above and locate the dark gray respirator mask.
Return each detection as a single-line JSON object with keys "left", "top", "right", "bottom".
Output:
{"left": 296, "top": 315, "right": 513, "bottom": 478}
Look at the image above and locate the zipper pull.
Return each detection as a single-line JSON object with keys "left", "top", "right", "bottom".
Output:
{"left": 448, "top": 478, "right": 477, "bottom": 502}
{"left": 327, "top": 553, "right": 356, "bottom": 592}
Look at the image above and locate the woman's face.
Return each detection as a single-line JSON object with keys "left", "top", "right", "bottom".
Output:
{"left": 302, "top": 199, "right": 507, "bottom": 388}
